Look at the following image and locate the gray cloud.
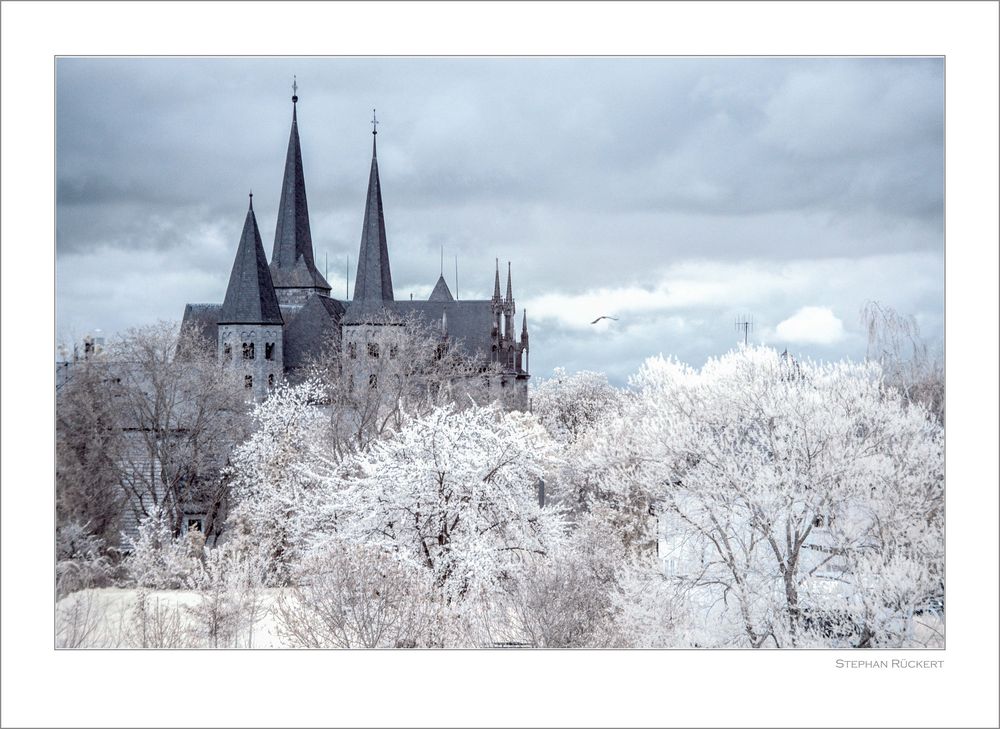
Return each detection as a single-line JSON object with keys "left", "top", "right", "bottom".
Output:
{"left": 56, "top": 57, "right": 944, "bottom": 383}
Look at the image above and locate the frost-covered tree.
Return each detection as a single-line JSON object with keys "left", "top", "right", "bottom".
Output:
{"left": 862, "top": 301, "right": 944, "bottom": 424}
{"left": 586, "top": 347, "right": 944, "bottom": 647}
{"left": 226, "top": 379, "right": 330, "bottom": 582}
{"left": 309, "top": 405, "right": 566, "bottom": 606}
{"left": 56, "top": 354, "right": 128, "bottom": 550}
{"left": 109, "top": 321, "right": 251, "bottom": 540}
{"left": 532, "top": 368, "right": 625, "bottom": 444}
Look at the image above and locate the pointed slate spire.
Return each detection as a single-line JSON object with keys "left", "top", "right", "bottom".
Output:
{"left": 428, "top": 274, "right": 454, "bottom": 302}
{"left": 505, "top": 261, "right": 514, "bottom": 308}
{"left": 220, "top": 196, "right": 283, "bottom": 325}
{"left": 270, "top": 86, "right": 331, "bottom": 292}
{"left": 492, "top": 259, "right": 502, "bottom": 302}
{"left": 352, "top": 112, "right": 394, "bottom": 303}
{"left": 521, "top": 309, "right": 528, "bottom": 337}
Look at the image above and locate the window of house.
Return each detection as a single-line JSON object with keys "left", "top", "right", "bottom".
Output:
{"left": 813, "top": 515, "right": 826, "bottom": 528}
{"left": 223, "top": 343, "right": 232, "bottom": 360}
{"left": 268, "top": 373, "right": 275, "bottom": 388}
{"left": 348, "top": 342, "right": 357, "bottom": 359}
{"left": 265, "top": 342, "right": 275, "bottom": 360}
{"left": 186, "top": 517, "right": 204, "bottom": 534}
{"left": 243, "top": 342, "right": 255, "bottom": 360}
{"left": 369, "top": 373, "right": 378, "bottom": 389}
{"left": 244, "top": 374, "right": 253, "bottom": 389}
{"left": 368, "top": 342, "right": 380, "bottom": 359}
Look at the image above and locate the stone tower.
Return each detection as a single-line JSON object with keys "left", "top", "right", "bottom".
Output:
{"left": 268, "top": 86, "right": 332, "bottom": 305}
{"left": 218, "top": 194, "right": 284, "bottom": 400}
{"left": 341, "top": 115, "right": 401, "bottom": 393}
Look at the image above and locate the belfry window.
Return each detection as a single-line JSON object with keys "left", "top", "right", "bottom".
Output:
{"left": 265, "top": 342, "right": 275, "bottom": 360}
{"left": 243, "top": 342, "right": 255, "bottom": 360}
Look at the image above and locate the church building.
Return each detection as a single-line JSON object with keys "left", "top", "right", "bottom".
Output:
{"left": 181, "top": 87, "right": 530, "bottom": 407}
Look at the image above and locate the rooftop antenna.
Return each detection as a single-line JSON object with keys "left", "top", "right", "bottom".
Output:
{"left": 735, "top": 314, "right": 754, "bottom": 346}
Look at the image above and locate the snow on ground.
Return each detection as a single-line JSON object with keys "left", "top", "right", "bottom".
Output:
{"left": 55, "top": 588, "right": 290, "bottom": 648}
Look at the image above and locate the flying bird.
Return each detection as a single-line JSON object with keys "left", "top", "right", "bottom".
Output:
{"left": 590, "top": 316, "right": 619, "bottom": 324}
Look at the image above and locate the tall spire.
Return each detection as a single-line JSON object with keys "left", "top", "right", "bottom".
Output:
{"left": 269, "top": 82, "right": 331, "bottom": 293}
{"left": 505, "top": 261, "right": 514, "bottom": 308}
{"left": 220, "top": 197, "right": 283, "bottom": 325}
{"left": 521, "top": 309, "right": 528, "bottom": 337}
{"left": 492, "top": 258, "right": 502, "bottom": 302}
{"left": 352, "top": 111, "right": 394, "bottom": 303}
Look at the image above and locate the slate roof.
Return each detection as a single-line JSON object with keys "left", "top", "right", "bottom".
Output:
{"left": 269, "top": 99, "right": 331, "bottom": 292}
{"left": 428, "top": 274, "right": 455, "bottom": 302}
{"left": 352, "top": 134, "right": 394, "bottom": 304}
{"left": 283, "top": 295, "right": 347, "bottom": 370}
{"left": 179, "top": 303, "right": 222, "bottom": 357}
{"left": 219, "top": 201, "right": 284, "bottom": 325}
{"left": 388, "top": 300, "right": 494, "bottom": 360}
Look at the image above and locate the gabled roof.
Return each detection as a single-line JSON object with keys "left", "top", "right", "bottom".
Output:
{"left": 352, "top": 133, "right": 394, "bottom": 304}
{"left": 283, "top": 294, "right": 347, "bottom": 370}
{"left": 428, "top": 274, "right": 455, "bottom": 302}
{"left": 219, "top": 200, "right": 284, "bottom": 325}
{"left": 179, "top": 303, "right": 222, "bottom": 358}
{"left": 356, "top": 300, "right": 494, "bottom": 360}
{"left": 270, "top": 99, "right": 331, "bottom": 292}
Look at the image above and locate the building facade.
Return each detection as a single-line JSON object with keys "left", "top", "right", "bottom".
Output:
{"left": 182, "top": 90, "right": 530, "bottom": 407}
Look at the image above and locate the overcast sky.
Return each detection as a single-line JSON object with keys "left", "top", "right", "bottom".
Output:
{"left": 56, "top": 57, "right": 943, "bottom": 383}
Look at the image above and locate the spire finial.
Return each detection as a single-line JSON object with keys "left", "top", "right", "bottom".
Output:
{"left": 371, "top": 108, "right": 378, "bottom": 136}
{"left": 292, "top": 75, "right": 298, "bottom": 104}
{"left": 249, "top": 188, "right": 253, "bottom": 211}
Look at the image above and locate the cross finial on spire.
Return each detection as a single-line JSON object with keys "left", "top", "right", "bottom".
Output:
{"left": 292, "top": 75, "right": 298, "bottom": 103}
{"left": 371, "top": 108, "right": 378, "bottom": 136}
{"left": 249, "top": 188, "right": 253, "bottom": 210}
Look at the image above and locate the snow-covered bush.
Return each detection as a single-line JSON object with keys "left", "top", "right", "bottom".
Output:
{"left": 56, "top": 522, "right": 115, "bottom": 598}
{"left": 124, "top": 510, "right": 203, "bottom": 589}
{"left": 532, "top": 368, "right": 624, "bottom": 444}
{"left": 274, "top": 540, "right": 437, "bottom": 648}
